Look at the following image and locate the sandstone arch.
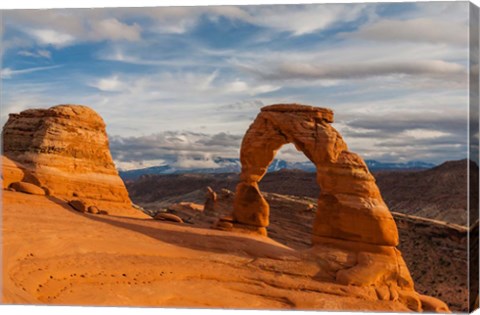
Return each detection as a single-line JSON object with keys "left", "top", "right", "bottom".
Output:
{"left": 232, "top": 104, "right": 398, "bottom": 246}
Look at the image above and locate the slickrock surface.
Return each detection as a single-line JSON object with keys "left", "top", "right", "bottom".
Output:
{"left": 0, "top": 191, "right": 442, "bottom": 311}
{"left": 2, "top": 104, "right": 148, "bottom": 218}
{"left": 2, "top": 156, "right": 25, "bottom": 189}
{"left": 136, "top": 187, "right": 469, "bottom": 311}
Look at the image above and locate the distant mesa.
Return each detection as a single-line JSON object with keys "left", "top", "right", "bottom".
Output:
{"left": 214, "top": 103, "right": 449, "bottom": 312}
{"left": 1, "top": 104, "right": 148, "bottom": 218}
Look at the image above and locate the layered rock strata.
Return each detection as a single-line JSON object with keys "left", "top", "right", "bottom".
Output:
{"left": 2, "top": 104, "right": 147, "bottom": 218}
{"left": 216, "top": 103, "right": 448, "bottom": 312}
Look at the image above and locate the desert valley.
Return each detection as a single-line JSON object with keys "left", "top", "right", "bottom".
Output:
{"left": 2, "top": 103, "right": 475, "bottom": 312}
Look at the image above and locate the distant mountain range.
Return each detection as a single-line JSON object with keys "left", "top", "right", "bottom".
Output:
{"left": 118, "top": 157, "right": 436, "bottom": 180}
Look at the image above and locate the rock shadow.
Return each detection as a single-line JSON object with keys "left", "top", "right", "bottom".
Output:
{"left": 72, "top": 207, "right": 297, "bottom": 260}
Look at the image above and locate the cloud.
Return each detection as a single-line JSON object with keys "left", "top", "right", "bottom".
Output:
{"left": 108, "top": 110, "right": 469, "bottom": 169}
{"left": 341, "top": 112, "right": 467, "bottom": 136}
{"left": 196, "top": 132, "right": 243, "bottom": 147}
{"left": 241, "top": 4, "right": 372, "bottom": 36}
{"left": 351, "top": 18, "right": 468, "bottom": 45}
{"left": 18, "top": 49, "right": 52, "bottom": 59}
{"left": 88, "top": 70, "right": 279, "bottom": 102}
{"left": 4, "top": 10, "right": 142, "bottom": 48}
{"left": 109, "top": 131, "right": 243, "bottom": 170}
{"left": 126, "top": 4, "right": 371, "bottom": 36}
{"left": 2, "top": 3, "right": 369, "bottom": 52}
{"left": 220, "top": 99, "right": 265, "bottom": 111}
{"left": 335, "top": 111, "right": 468, "bottom": 164}
{"left": 1, "top": 3, "right": 471, "bottom": 167}
{"left": 109, "top": 131, "right": 314, "bottom": 170}
{"left": 89, "top": 75, "right": 125, "bottom": 92}
{"left": 1, "top": 65, "right": 62, "bottom": 79}
{"left": 89, "top": 18, "right": 141, "bottom": 41}
{"left": 79, "top": 69, "right": 285, "bottom": 139}
{"left": 224, "top": 80, "right": 280, "bottom": 95}
{"left": 238, "top": 59, "right": 466, "bottom": 82}
{"left": 28, "top": 29, "right": 75, "bottom": 46}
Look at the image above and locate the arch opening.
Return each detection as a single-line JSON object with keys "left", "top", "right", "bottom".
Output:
{"left": 261, "top": 143, "right": 318, "bottom": 197}
{"left": 230, "top": 104, "right": 399, "bottom": 247}
{"left": 253, "top": 143, "right": 318, "bottom": 249}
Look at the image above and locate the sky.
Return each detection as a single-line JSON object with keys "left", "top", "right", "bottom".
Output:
{"left": 0, "top": 1, "right": 473, "bottom": 170}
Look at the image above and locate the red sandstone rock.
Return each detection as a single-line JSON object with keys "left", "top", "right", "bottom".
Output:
{"left": 87, "top": 206, "right": 100, "bottom": 214}
{"left": 227, "top": 103, "right": 448, "bottom": 312}
{"left": 233, "top": 103, "right": 397, "bottom": 246}
{"left": 154, "top": 212, "right": 184, "bottom": 223}
{"left": 203, "top": 186, "right": 217, "bottom": 213}
{"left": 419, "top": 294, "right": 451, "bottom": 312}
{"left": 9, "top": 182, "right": 45, "bottom": 196}
{"left": 2, "top": 156, "right": 25, "bottom": 189}
{"left": 2, "top": 104, "right": 148, "bottom": 218}
{"left": 214, "top": 220, "right": 233, "bottom": 230}
{"left": 168, "top": 202, "right": 203, "bottom": 212}
{"left": 69, "top": 199, "right": 87, "bottom": 213}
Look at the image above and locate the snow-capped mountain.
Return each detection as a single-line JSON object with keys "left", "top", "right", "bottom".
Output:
{"left": 119, "top": 157, "right": 435, "bottom": 180}
{"left": 364, "top": 160, "right": 436, "bottom": 170}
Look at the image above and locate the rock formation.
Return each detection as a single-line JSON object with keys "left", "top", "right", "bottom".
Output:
{"left": 2, "top": 156, "right": 25, "bottom": 188}
{"left": 215, "top": 104, "right": 449, "bottom": 312}
{"left": 204, "top": 186, "right": 217, "bottom": 214}
{"left": 2, "top": 104, "right": 147, "bottom": 218}
{"left": 154, "top": 212, "right": 184, "bottom": 223}
{"left": 9, "top": 181, "right": 46, "bottom": 195}
{"left": 69, "top": 199, "right": 90, "bottom": 213}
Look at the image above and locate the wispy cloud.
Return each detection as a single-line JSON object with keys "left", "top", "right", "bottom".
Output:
{"left": 89, "top": 75, "right": 125, "bottom": 92}
{"left": 18, "top": 49, "right": 52, "bottom": 59}
{"left": 351, "top": 18, "right": 468, "bottom": 45}
{"left": 28, "top": 29, "right": 76, "bottom": 47}
{"left": 238, "top": 59, "right": 466, "bottom": 81}
{"left": 89, "top": 18, "right": 141, "bottom": 42}
{"left": 5, "top": 10, "right": 143, "bottom": 48}
{"left": 1, "top": 65, "right": 62, "bottom": 79}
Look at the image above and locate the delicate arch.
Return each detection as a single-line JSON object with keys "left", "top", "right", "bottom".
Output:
{"left": 232, "top": 104, "right": 398, "bottom": 246}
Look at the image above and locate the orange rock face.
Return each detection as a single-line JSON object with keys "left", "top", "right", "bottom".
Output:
{"left": 1, "top": 156, "right": 26, "bottom": 189}
{"left": 228, "top": 103, "right": 449, "bottom": 312}
{"left": 2, "top": 104, "right": 147, "bottom": 218}
{"left": 233, "top": 104, "right": 397, "bottom": 246}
